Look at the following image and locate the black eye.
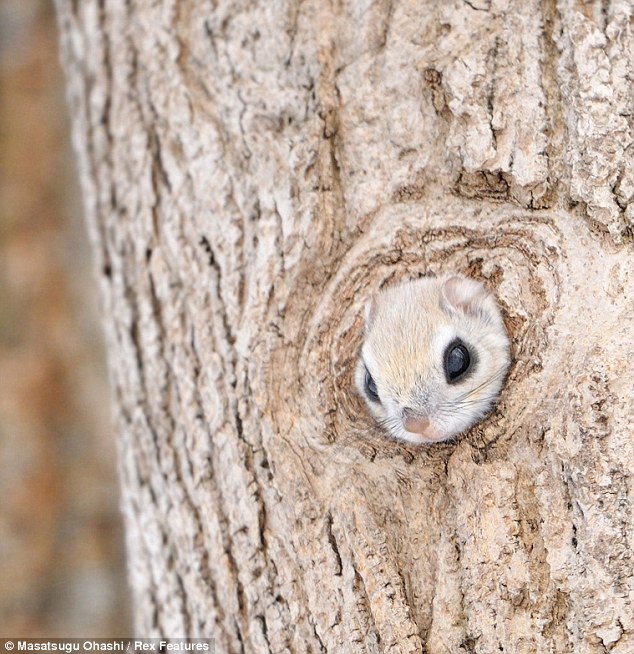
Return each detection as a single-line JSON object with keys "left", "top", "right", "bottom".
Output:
{"left": 444, "top": 340, "right": 471, "bottom": 383}
{"left": 364, "top": 368, "right": 380, "bottom": 403}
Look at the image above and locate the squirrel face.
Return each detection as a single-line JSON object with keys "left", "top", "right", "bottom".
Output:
{"left": 355, "top": 275, "right": 510, "bottom": 445}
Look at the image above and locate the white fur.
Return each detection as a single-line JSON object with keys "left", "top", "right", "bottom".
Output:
{"left": 356, "top": 275, "right": 510, "bottom": 444}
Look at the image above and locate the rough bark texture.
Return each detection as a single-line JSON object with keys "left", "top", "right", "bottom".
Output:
{"left": 56, "top": 1, "right": 633, "bottom": 652}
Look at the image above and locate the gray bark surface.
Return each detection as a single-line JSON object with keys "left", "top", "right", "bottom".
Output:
{"left": 56, "top": 1, "right": 633, "bottom": 652}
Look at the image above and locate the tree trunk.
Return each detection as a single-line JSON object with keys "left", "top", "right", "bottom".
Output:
{"left": 55, "top": 1, "right": 633, "bottom": 652}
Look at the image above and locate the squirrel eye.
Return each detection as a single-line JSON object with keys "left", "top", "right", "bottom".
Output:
{"left": 444, "top": 340, "right": 471, "bottom": 383}
{"left": 364, "top": 368, "right": 380, "bottom": 403}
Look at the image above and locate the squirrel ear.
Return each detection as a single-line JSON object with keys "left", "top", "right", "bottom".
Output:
{"left": 441, "top": 275, "right": 489, "bottom": 314}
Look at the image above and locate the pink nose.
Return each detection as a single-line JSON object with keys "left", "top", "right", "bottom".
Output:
{"left": 403, "top": 415, "right": 430, "bottom": 435}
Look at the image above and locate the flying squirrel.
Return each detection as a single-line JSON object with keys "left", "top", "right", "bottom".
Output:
{"left": 356, "top": 275, "right": 510, "bottom": 444}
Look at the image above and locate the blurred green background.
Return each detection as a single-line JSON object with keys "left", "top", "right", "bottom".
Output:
{"left": 0, "top": 0, "right": 130, "bottom": 636}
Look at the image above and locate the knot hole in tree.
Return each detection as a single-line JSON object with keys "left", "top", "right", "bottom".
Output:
{"left": 281, "top": 206, "right": 564, "bottom": 457}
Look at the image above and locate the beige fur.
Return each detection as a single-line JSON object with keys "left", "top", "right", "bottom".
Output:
{"left": 356, "top": 275, "right": 510, "bottom": 444}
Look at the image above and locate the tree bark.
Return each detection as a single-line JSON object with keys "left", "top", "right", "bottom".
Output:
{"left": 55, "top": 0, "right": 633, "bottom": 652}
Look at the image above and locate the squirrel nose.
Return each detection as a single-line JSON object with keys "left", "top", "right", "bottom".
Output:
{"left": 402, "top": 410, "right": 430, "bottom": 435}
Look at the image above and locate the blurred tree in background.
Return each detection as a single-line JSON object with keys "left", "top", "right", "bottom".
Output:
{"left": 0, "top": 0, "right": 129, "bottom": 636}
